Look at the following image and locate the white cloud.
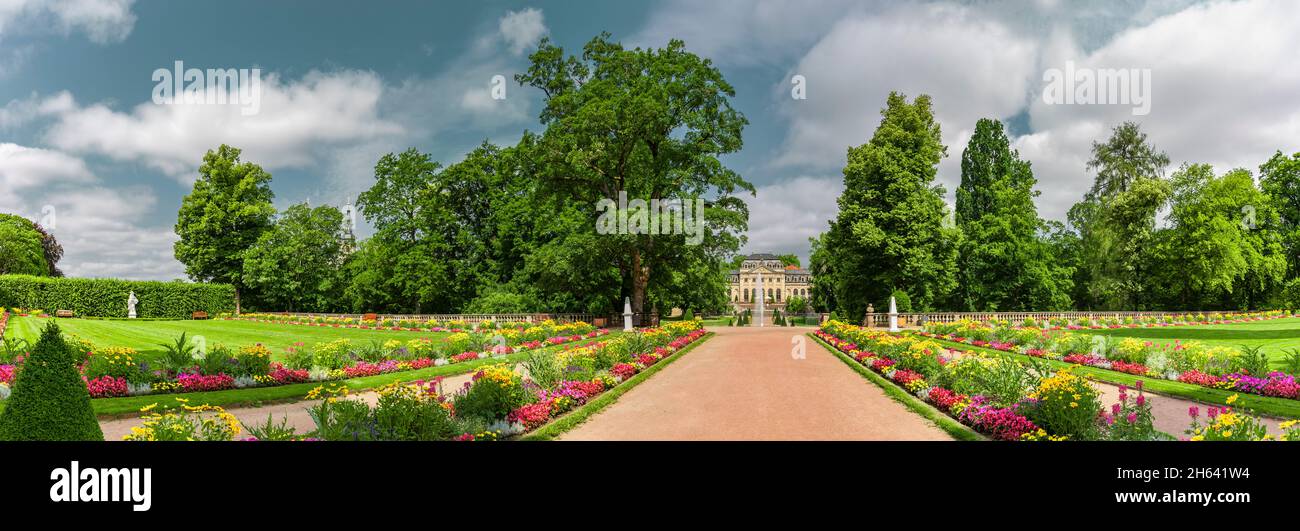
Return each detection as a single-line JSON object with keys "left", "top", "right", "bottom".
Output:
{"left": 1022, "top": 0, "right": 1300, "bottom": 222}
{"left": 739, "top": 175, "right": 844, "bottom": 264}
{"left": 0, "top": 143, "right": 183, "bottom": 279}
{"left": 498, "top": 7, "right": 547, "bottom": 55}
{"left": 632, "top": 0, "right": 868, "bottom": 66}
{"left": 0, "top": 0, "right": 137, "bottom": 43}
{"left": 772, "top": 3, "right": 1037, "bottom": 197}
{"left": 39, "top": 70, "right": 405, "bottom": 182}
{"left": 0, "top": 142, "right": 93, "bottom": 196}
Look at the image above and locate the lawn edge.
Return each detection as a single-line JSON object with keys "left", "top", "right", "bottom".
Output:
{"left": 520, "top": 332, "right": 714, "bottom": 441}
{"left": 808, "top": 333, "right": 984, "bottom": 441}
{"left": 921, "top": 335, "right": 1300, "bottom": 420}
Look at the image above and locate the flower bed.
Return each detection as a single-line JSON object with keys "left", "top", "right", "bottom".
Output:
{"left": 2, "top": 320, "right": 608, "bottom": 399}
{"left": 816, "top": 320, "right": 1300, "bottom": 442}
{"left": 918, "top": 318, "right": 1300, "bottom": 402}
{"left": 281, "top": 321, "right": 708, "bottom": 441}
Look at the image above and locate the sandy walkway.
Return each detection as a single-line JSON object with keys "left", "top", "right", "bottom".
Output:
{"left": 1093, "top": 381, "right": 1291, "bottom": 439}
{"left": 558, "top": 326, "right": 953, "bottom": 441}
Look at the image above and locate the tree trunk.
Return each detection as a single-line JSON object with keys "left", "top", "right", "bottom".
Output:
{"left": 234, "top": 287, "right": 242, "bottom": 315}
{"left": 630, "top": 249, "right": 650, "bottom": 319}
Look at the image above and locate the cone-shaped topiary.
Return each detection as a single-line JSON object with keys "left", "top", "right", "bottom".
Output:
{"left": 0, "top": 321, "right": 104, "bottom": 441}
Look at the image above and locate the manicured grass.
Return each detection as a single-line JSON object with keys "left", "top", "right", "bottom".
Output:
{"left": 4, "top": 316, "right": 450, "bottom": 363}
{"left": 922, "top": 335, "right": 1300, "bottom": 419}
{"left": 521, "top": 332, "right": 714, "bottom": 440}
{"left": 1073, "top": 316, "right": 1300, "bottom": 367}
{"left": 808, "top": 333, "right": 984, "bottom": 441}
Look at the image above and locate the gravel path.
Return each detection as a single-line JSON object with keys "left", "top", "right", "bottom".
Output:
{"left": 558, "top": 326, "right": 953, "bottom": 441}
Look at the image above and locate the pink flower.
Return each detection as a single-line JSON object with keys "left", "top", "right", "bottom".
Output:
{"left": 1188, "top": 406, "right": 1199, "bottom": 419}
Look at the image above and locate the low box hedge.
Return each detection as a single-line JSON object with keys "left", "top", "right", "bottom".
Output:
{"left": 0, "top": 275, "right": 234, "bottom": 319}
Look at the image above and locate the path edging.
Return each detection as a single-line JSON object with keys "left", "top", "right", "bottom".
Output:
{"left": 521, "top": 332, "right": 715, "bottom": 441}
{"left": 808, "top": 333, "right": 984, "bottom": 441}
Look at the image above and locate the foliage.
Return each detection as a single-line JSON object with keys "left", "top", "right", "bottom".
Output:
{"left": 242, "top": 413, "right": 299, "bottom": 441}
{"left": 820, "top": 92, "right": 957, "bottom": 320}
{"left": 1022, "top": 369, "right": 1102, "bottom": 440}
{"left": 953, "top": 118, "right": 1073, "bottom": 311}
{"left": 522, "top": 349, "right": 563, "bottom": 390}
{"left": 156, "top": 332, "right": 197, "bottom": 376}
{"left": 0, "top": 275, "right": 234, "bottom": 318}
{"left": 0, "top": 213, "right": 55, "bottom": 277}
{"left": 174, "top": 144, "right": 276, "bottom": 310}
{"left": 0, "top": 322, "right": 104, "bottom": 441}
{"left": 452, "top": 364, "right": 528, "bottom": 421}
{"left": 242, "top": 203, "right": 348, "bottom": 312}
{"left": 123, "top": 401, "right": 239, "bottom": 441}
{"left": 517, "top": 33, "right": 751, "bottom": 317}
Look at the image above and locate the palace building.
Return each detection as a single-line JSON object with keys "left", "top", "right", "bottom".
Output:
{"left": 728, "top": 253, "right": 812, "bottom": 312}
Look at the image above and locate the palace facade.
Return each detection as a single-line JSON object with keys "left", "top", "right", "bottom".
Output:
{"left": 728, "top": 253, "right": 812, "bottom": 312}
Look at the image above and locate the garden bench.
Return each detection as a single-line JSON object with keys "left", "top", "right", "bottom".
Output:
{"left": 55, "top": 310, "right": 75, "bottom": 318}
{"left": 192, "top": 311, "right": 209, "bottom": 320}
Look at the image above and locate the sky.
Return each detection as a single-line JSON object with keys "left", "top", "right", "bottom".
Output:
{"left": 1, "top": 0, "right": 1298, "bottom": 280}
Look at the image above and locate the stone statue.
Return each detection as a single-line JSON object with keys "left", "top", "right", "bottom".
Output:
{"left": 623, "top": 297, "right": 634, "bottom": 331}
{"left": 127, "top": 291, "right": 138, "bottom": 319}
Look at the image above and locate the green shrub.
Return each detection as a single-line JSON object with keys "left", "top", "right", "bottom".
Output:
{"left": 197, "top": 344, "right": 237, "bottom": 375}
{"left": 0, "top": 322, "right": 104, "bottom": 441}
{"left": 1233, "top": 345, "right": 1271, "bottom": 376}
{"left": 451, "top": 366, "right": 528, "bottom": 422}
{"left": 522, "top": 350, "right": 563, "bottom": 389}
{"left": 242, "top": 414, "right": 299, "bottom": 441}
{"left": 683, "top": 308, "right": 694, "bottom": 320}
{"left": 0, "top": 275, "right": 234, "bottom": 318}
{"left": 1021, "top": 369, "right": 1102, "bottom": 440}
{"left": 156, "top": 332, "right": 197, "bottom": 375}
{"left": 234, "top": 344, "right": 273, "bottom": 376}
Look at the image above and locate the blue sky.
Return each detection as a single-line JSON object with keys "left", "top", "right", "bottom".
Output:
{"left": 2, "top": 0, "right": 1298, "bottom": 280}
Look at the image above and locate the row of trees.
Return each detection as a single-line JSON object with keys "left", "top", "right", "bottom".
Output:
{"left": 811, "top": 91, "right": 1300, "bottom": 321}
{"left": 171, "top": 34, "right": 751, "bottom": 316}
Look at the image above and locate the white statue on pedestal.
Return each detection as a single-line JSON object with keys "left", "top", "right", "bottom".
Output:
{"left": 127, "top": 291, "right": 138, "bottom": 319}
{"left": 623, "top": 297, "right": 634, "bottom": 332}
{"left": 888, "top": 296, "right": 899, "bottom": 332}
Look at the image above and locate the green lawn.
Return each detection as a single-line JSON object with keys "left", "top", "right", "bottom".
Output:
{"left": 1074, "top": 316, "right": 1300, "bottom": 367}
{"left": 3, "top": 316, "right": 450, "bottom": 363}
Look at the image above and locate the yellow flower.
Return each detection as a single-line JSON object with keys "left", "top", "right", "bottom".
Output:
{"left": 1225, "top": 393, "right": 1238, "bottom": 404}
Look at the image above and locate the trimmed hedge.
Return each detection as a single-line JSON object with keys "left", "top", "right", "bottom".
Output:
{"left": 0, "top": 275, "right": 234, "bottom": 318}
{"left": 0, "top": 321, "right": 104, "bottom": 441}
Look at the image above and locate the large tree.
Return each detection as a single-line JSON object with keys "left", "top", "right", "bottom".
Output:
{"left": 821, "top": 92, "right": 957, "bottom": 319}
{"left": 1150, "top": 165, "right": 1286, "bottom": 309}
{"left": 242, "top": 203, "right": 348, "bottom": 312}
{"left": 1069, "top": 122, "right": 1170, "bottom": 309}
{"left": 1260, "top": 151, "right": 1300, "bottom": 279}
{"left": 1085, "top": 121, "right": 1171, "bottom": 201}
{"left": 954, "top": 118, "right": 1072, "bottom": 311}
{"left": 351, "top": 148, "right": 450, "bottom": 313}
{"left": 515, "top": 33, "right": 751, "bottom": 317}
{"left": 174, "top": 145, "right": 276, "bottom": 312}
{"left": 0, "top": 213, "right": 59, "bottom": 277}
